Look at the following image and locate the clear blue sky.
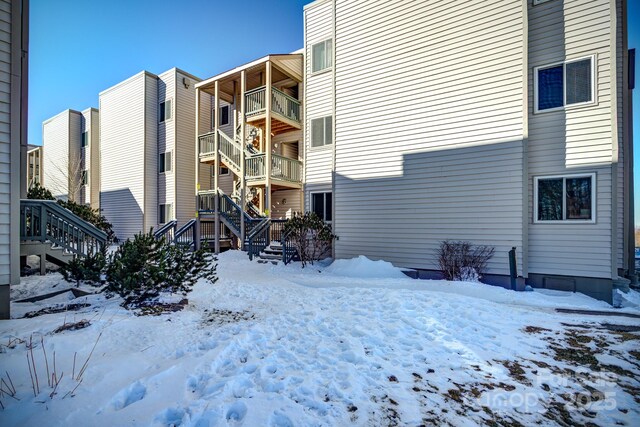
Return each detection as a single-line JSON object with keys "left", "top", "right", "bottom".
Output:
{"left": 30, "top": 0, "right": 640, "bottom": 223}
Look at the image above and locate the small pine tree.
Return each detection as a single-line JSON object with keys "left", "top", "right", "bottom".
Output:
{"left": 27, "top": 182, "right": 55, "bottom": 200}
{"left": 283, "top": 212, "right": 337, "bottom": 267}
{"left": 60, "top": 246, "right": 107, "bottom": 287}
{"left": 106, "top": 231, "right": 217, "bottom": 308}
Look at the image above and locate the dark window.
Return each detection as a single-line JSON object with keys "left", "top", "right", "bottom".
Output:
{"left": 81, "top": 170, "right": 88, "bottom": 186}
{"left": 311, "top": 116, "right": 332, "bottom": 147}
{"left": 159, "top": 204, "right": 173, "bottom": 224}
{"left": 312, "top": 192, "right": 332, "bottom": 222}
{"left": 220, "top": 105, "right": 229, "bottom": 126}
{"left": 160, "top": 100, "right": 172, "bottom": 122}
{"left": 536, "top": 58, "right": 593, "bottom": 112}
{"left": 81, "top": 131, "right": 89, "bottom": 147}
{"left": 536, "top": 175, "right": 594, "bottom": 222}
{"left": 159, "top": 152, "right": 172, "bottom": 173}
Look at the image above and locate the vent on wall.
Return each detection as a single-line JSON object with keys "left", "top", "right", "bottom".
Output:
{"left": 183, "top": 77, "right": 190, "bottom": 89}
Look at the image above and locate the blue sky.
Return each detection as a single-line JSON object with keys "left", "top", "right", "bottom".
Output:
{"left": 30, "top": 0, "right": 639, "bottom": 222}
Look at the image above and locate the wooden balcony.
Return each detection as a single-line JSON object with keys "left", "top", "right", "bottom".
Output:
{"left": 245, "top": 153, "right": 302, "bottom": 188}
{"left": 245, "top": 86, "right": 301, "bottom": 135}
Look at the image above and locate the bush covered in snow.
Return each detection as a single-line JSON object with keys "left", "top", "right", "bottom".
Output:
{"left": 283, "top": 212, "right": 337, "bottom": 267}
{"left": 106, "top": 232, "right": 217, "bottom": 308}
{"left": 61, "top": 246, "right": 107, "bottom": 287}
{"left": 437, "top": 240, "right": 495, "bottom": 282}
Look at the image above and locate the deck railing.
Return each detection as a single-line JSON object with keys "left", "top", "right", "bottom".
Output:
{"left": 245, "top": 155, "right": 266, "bottom": 180}
{"left": 153, "top": 219, "right": 177, "bottom": 242}
{"left": 199, "top": 132, "right": 215, "bottom": 157}
{"left": 245, "top": 86, "right": 301, "bottom": 124}
{"left": 271, "top": 154, "right": 302, "bottom": 183}
{"left": 20, "top": 199, "right": 107, "bottom": 257}
{"left": 218, "top": 129, "right": 242, "bottom": 172}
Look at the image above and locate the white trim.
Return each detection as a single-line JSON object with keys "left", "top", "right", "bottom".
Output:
{"left": 532, "top": 0, "right": 553, "bottom": 5}
{"left": 533, "top": 55, "right": 596, "bottom": 114}
{"left": 533, "top": 173, "right": 596, "bottom": 224}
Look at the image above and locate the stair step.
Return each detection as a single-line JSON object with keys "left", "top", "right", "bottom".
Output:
{"left": 258, "top": 253, "right": 281, "bottom": 260}
{"left": 257, "top": 259, "right": 279, "bottom": 265}
{"left": 263, "top": 248, "right": 283, "bottom": 255}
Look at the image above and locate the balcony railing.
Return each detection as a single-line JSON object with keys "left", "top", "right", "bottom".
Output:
{"left": 245, "top": 153, "right": 302, "bottom": 183}
{"left": 199, "top": 132, "right": 215, "bottom": 157}
{"left": 245, "top": 86, "right": 301, "bottom": 124}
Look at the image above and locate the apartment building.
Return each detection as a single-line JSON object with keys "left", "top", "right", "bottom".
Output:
{"left": 42, "top": 108, "right": 99, "bottom": 207}
{"left": 1, "top": 0, "right": 29, "bottom": 319}
{"left": 26, "top": 144, "right": 42, "bottom": 188}
{"left": 300, "top": 0, "right": 633, "bottom": 302}
{"left": 193, "top": 53, "right": 304, "bottom": 251}
{"left": 100, "top": 68, "right": 202, "bottom": 240}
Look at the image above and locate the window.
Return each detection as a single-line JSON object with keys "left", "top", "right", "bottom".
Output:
{"left": 534, "top": 56, "right": 594, "bottom": 112}
{"left": 212, "top": 105, "right": 230, "bottom": 127}
{"left": 219, "top": 166, "right": 229, "bottom": 175}
{"left": 81, "top": 131, "right": 89, "bottom": 147}
{"left": 159, "top": 151, "right": 172, "bottom": 173}
{"left": 81, "top": 170, "right": 88, "bottom": 186}
{"left": 312, "top": 192, "right": 332, "bottom": 222}
{"left": 312, "top": 39, "right": 333, "bottom": 73}
{"left": 158, "top": 204, "right": 173, "bottom": 224}
{"left": 159, "top": 100, "right": 172, "bottom": 122}
{"left": 532, "top": 0, "right": 554, "bottom": 4}
{"left": 311, "top": 116, "right": 332, "bottom": 147}
{"left": 534, "top": 174, "right": 595, "bottom": 222}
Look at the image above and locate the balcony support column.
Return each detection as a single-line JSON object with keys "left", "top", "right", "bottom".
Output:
{"left": 265, "top": 61, "right": 272, "bottom": 219}
{"left": 214, "top": 81, "right": 220, "bottom": 254}
{"left": 194, "top": 88, "right": 201, "bottom": 250}
{"left": 240, "top": 70, "right": 247, "bottom": 249}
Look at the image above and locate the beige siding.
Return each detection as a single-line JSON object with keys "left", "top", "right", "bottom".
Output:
{"left": 89, "top": 108, "right": 100, "bottom": 208}
{"left": 68, "top": 111, "right": 82, "bottom": 202}
{"left": 99, "top": 73, "right": 147, "bottom": 240}
{"left": 328, "top": 0, "right": 525, "bottom": 274}
{"left": 271, "top": 189, "right": 302, "bottom": 219}
{"left": 304, "top": 0, "right": 334, "bottom": 209}
{"left": 527, "top": 0, "right": 615, "bottom": 278}
{"left": 144, "top": 73, "right": 158, "bottom": 232}
{"left": 174, "top": 69, "right": 199, "bottom": 226}
{"left": 615, "top": 0, "right": 624, "bottom": 271}
{"left": 157, "top": 69, "right": 175, "bottom": 224}
{"left": 0, "top": 0, "right": 10, "bottom": 284}
{"left": 42, "top": 111, "right": 72, "bottom": 199}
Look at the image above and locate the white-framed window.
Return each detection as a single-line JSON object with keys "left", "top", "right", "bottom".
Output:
{"left": 212, "top": 105, "right": 230, "bottom": 127}
{"left": 311, "top": 192, "right": 332, "bottom": 222}
{"left": 159, "top": 151, "right": 172, "bottom": 173}
{"left": 534, "top": 173, "right": 595, "bottom": 223}
{"left": 219, "top": 166, "right": 229, "bottom": 176}
{"left": 81, "top": 131, "right": 89, "bottom": 147}
{"left": 81, "top": 170, "right": 88, "bottom": 186}
{"left": 311, "top": 116, "right": 332, "bottom": 147}
{"left": 159, "top": 99, "right": 172, "bottom": 122}
{"left": 534, "top": 56, "right": 595, "bottom": 113}
{"left": 158, "top": 203, "right": 173, "bottom": 224}
{"left": 312, "top": 39, "right": 333, "bottom": 73}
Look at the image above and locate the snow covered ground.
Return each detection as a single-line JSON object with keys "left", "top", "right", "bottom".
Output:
{"left": 1, "top": 251, "right": 639, "bottom": 426}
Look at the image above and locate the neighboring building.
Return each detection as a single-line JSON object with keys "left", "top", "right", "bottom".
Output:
{"left": 100, "top": 68, "right": 201, "bottom": 240}
{"left": 193, "top": 53, "right": 304, "bottom": 250}
{"left": 26, "top": 144, "right": 42, "bottom": 188}
{"left": 42, "top": 108, "right": 99, "bottom": 207}
{"left": 299, "top": 0, "right": 634, "bottom": 302}
{"left": 1, "top": 0, "right": 29, "bottom": 319}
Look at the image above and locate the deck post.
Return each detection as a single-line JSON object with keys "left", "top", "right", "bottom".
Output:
{"left": 265, "top": 61, "right": 272, "bottom": 219}
{"left": 194, "top": 88, "right": 201, "bottom": 251}
{"left": 240, "top": 70, "right": 247, "bottom": 249}
{"left": 214, "top": 81, "right": 220, "bottom": 254}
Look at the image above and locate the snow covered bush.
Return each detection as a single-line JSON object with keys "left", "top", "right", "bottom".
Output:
{"left": 105, "top": 231, "right": 217, "bottom": 309}
{"left": 437, "top": 240, "right": 495, "bottom": 282}
{"left": 60, "top": 246, "right": 107, "bottom": 287}
{"left": 283, "top": 212, "right": 337, "bottom": 267}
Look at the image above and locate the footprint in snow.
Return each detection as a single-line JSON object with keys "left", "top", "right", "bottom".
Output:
{"left": 226, "top": 401, "right": 248, "bottom": 423}
{"left": 110, "top": 381, "right": 146, "bottom": 410}
{"left": 269, "top": 411, "right": 293, "bottom": 427}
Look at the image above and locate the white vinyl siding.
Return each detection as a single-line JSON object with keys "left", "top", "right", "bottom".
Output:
{"left": 100, "top": 72, "right": 149, "bottom": 240}
{"left": 330, "top": 0, "right": 526, "bottom": 275}
{"left": 527, "top": 0, "right": 615, "bottom": 278}
{"left": 89, "top": 109, "right": 100, "bottom": 209}
{"left": 304, "top": 0, "right": 335, "bottom": 208}
{"left": 0, "top": 0, "right": 11, "bottom": 285}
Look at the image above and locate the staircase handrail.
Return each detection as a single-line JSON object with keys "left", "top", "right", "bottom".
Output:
{"left": 174, "top": 219, "right": 197, "bottom": 249}
{"left": 281, "top": 227, "right": 298, "bottom": 265}
{"left": 247, "top": 217, "right": 271, "bottom": 261}
{"left": 20, "top": 199, "right": 107, "bottom": 257}
{"left": 153, "top": 219, "right": 177, "bottom": 242}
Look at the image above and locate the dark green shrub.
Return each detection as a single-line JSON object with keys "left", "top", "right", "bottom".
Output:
{"left": 283, "top": 212, "right": 337, "bottom": 267}
{"left": 106, "top": 231, "right": 217, "bottom": 309}
{"left": 27, "top": 182, "right": 55, "bottom": 200}
{"left": 60, "top": 247, "right": 107, "bottom": 286}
